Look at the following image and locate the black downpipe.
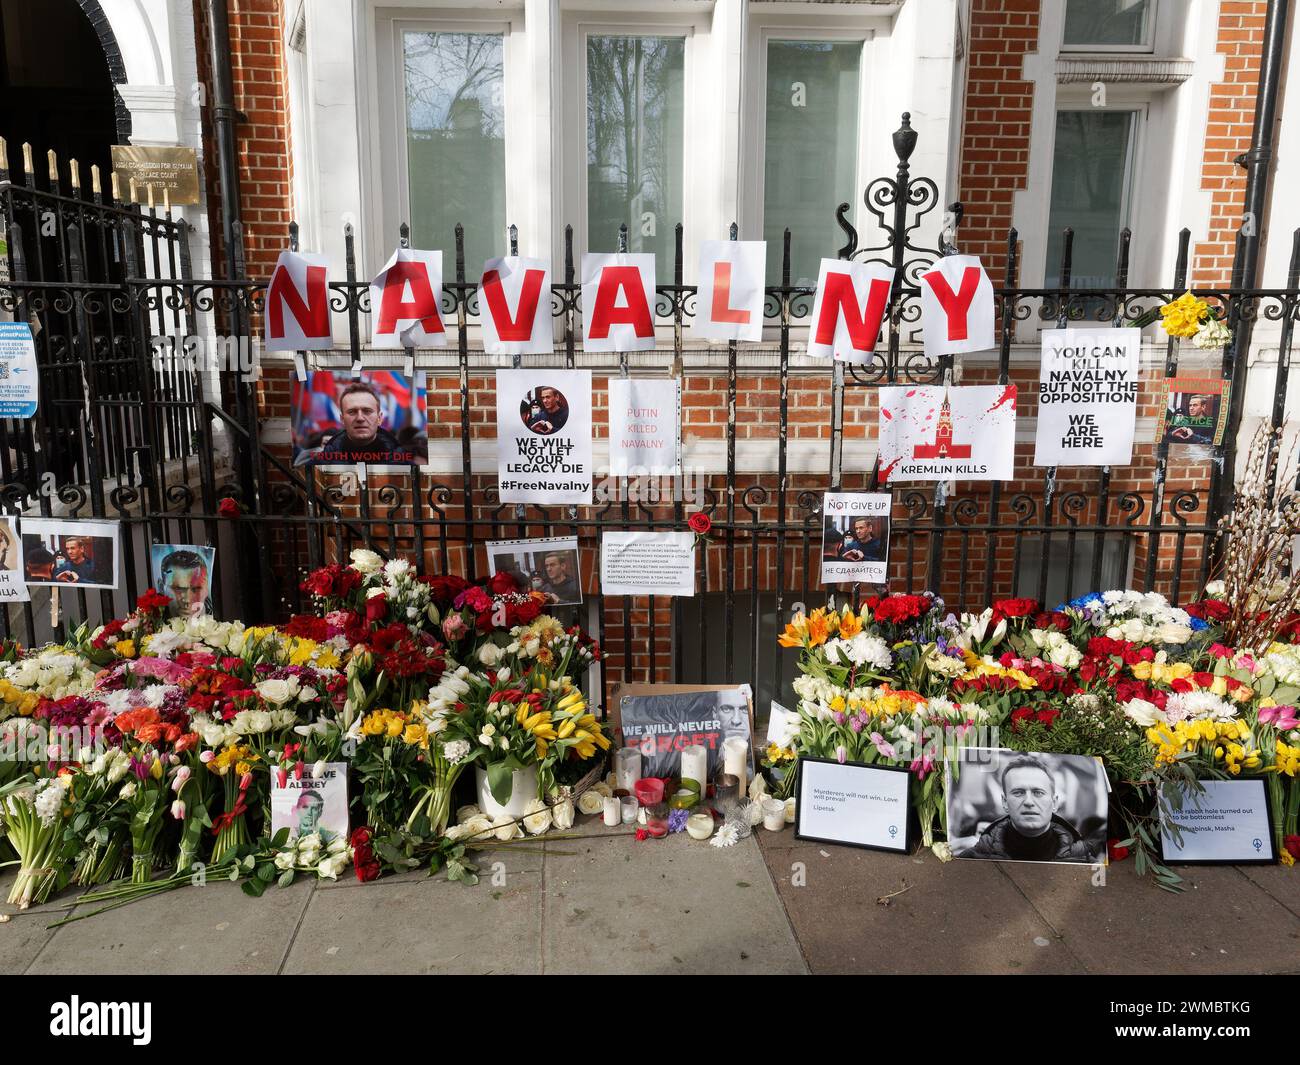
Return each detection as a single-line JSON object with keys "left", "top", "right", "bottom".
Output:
{"left": 203, "top": 0, "right": 270, "bottom": 620}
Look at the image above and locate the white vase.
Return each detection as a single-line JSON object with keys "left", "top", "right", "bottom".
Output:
{"left": 475, "top": 763, "right": 540, "bottom": 821}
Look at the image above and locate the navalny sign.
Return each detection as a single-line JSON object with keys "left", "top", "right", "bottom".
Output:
{"left": 1033, "top": 328, "right": 1140, "bottom": 467}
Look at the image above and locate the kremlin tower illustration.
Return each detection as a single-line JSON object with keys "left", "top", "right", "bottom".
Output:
{"left": 911, "top": 388, "right": 972, "bottom": 460}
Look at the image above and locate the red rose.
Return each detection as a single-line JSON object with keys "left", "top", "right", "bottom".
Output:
{"left": 489, "top": 571, "right": 518, "bottom": 596}
{"left": 217, "top": 497, "right": 240, "bottom": 518}
{"left": 421, "top": 574, "right": 470, "bottom": 606}
{"left": 350, "top": 827, "right": 381, "bottom": 883}
{"left": 991, "top": 597, "right": 1039, "bottom": 621}
{"left": 688, "top": 512, "right": 712, "bottom": 535}
{"left": 365, "top": 594, "right": 389, "bottom": 624}
{"left": 1010, "top": 707, "right": 1033, "bottom": 729}
{"left": 136, "top": 588, "right": 172, "bottom": 614}
{"left": 1107, "top": 838, "right": 1131, "bottom": 862}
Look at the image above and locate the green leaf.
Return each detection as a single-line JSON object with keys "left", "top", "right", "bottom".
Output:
{"left": 277, "top": 868, "right": 296, "bottom": 888}
{"left": 241, "top": 878, "right": 267, "bottom": 898}
{"left": 255, "top": 862, "right": 277, "bottom": 884}
{"left": 270, "top": 827, "right": 291, "bottom": 849}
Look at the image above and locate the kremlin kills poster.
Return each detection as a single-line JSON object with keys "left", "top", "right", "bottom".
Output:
{"left": 876, "top": 385, "right": 1016, "bottom": 483}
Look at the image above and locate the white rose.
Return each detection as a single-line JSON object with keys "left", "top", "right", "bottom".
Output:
{"left": 248, "top": 710, "right": 274, "bottom": 734}
{"left": 491, "top": 815, "right": 523, "bottom": 842}
{"left": 456, "top": 804, "right": 482, "bottom": 823}
{"left": 551, "top": 797, "right": 575, "bottom": 831}
{"left": 256, "top": 679, "right": 293, "bottom": 706}
{"left": 1205, "top": 580, "right": 1225, "bottom": 598}
{"left": 478, "top": 643, "right": 504, "bottom": 668}
{"left": 350, "top": 548, "right": 383, "bottom": 575}
{"left": 522, "top": 798, "right": 553, "bottom": 835}
{"left": 576, "top": 791, "right": 605, "bottom": 816}
{"left": 1157, "top": 623, "right": 1193, "bottom": 645}
{"left": 274, "top": 850, "right": 296, "bottom": 871}
{"left": 1122, "top": 698, "right": 1162, "bottom": 727}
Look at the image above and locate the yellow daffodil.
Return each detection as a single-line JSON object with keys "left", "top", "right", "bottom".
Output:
{"left": 1160, "top": 292, "right": 1209, "bottom": 339}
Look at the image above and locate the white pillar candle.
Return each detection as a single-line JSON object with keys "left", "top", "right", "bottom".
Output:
{"left": 722, "top": 737, "right": 749, "bottom": 793}
{"left": 602, "top": 795, "right": 621, "bottom": 828}
{"left": 679, "top": 743, "right": 708, "bottom": 790}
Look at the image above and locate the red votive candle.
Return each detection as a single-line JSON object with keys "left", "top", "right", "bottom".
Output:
{"left": 645, "top": 801, "right": 669, "bottom": 838}
{"left": 634, "top": 777, "right": 665, "bottom": 807}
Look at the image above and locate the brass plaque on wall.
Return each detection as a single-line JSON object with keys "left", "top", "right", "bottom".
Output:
{"left": 110, "top": 145, "right": 202, "bottom": 205}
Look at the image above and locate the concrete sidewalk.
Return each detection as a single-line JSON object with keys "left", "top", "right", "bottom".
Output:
{"left": 3, "top": 819, "right": 1297, "bottom": 974}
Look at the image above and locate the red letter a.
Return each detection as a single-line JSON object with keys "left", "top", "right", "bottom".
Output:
{"left": 376, "top": 260, "right": 444, "bottom": 337}
{"left": 587, "top": 266, "right": 653, "bottom": 339}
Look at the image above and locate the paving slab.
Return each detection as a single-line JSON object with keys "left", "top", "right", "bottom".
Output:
{"left": 541, "top": 832, "right": 807, "bottom": 975}
{"left": 26, "top": 878, "right": 315, "bottom": 975}
{"left": 758, "top": 833, "right": 1086, "bottom": 974}
{"left": 283, "top": 868, "right": 544, "bottom": 974}
{"left": 1000, "top": 860, "right": 1300, "bottom": 974}
{"left": 0, "top": 912, "right": 59, "bottom": 972}
{"left": 1236, "top": 863, "right": 1300, "bottom": 920}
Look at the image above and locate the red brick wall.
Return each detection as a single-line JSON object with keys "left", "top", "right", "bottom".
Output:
{"left": 1192, "top": 0, "right": 1268, "bottom": 287}
{"left": 956, "top": 0, "right": 1041, "bottom": 268}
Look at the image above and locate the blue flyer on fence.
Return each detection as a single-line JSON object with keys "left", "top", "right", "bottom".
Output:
{"left": 0, "top": 321, "right": 37, "bottom": 419}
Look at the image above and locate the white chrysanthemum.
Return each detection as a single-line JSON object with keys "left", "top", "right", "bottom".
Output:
{"left": 1164, "top": 690, "right": 1236, "bottom": 724}
{"left": 443, "top": 739, "right": 471, "bottom": 764}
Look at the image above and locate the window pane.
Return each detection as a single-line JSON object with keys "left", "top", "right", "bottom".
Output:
{"left": 586, "top": 35, "right": 685, "bottom": 262}
{"left": 1045, "top": 111, "right": 1136, "bottom": 289}
{"left": 763, "top": 40, "right": 860, "bottom": 287}
{"left": 1063, "top": 0, "right": 1152, "bottom": 47}
{"left": 402, "top": 31, "right": 505, "bottom": 271}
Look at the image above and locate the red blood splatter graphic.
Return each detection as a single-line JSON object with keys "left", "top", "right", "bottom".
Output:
{"left": 986, "top": 384, "right": 1017, "bottom": 412}
{"left": 879, "top": 457, "right": 901, "bottom": 482}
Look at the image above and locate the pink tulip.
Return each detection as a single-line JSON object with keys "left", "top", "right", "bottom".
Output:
{"left": 1260, "top": 705, "right": 1299, "bottom": 731}
{"left": 870, "top": 731, "right": 897, "bottom": 759}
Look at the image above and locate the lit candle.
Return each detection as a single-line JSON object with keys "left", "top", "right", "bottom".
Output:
{"left": 602, "top": 795, "right": 621, "bottom": 828}
{"left": 722, "top": 737, "right": 749, "bottom": 793}
{"left": 680, "top": 743, "right": 708, "bottom": 791}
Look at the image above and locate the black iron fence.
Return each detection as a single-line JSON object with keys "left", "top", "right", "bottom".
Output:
{"left": 2, "top": 116, "right": 1299, "bottom": 713}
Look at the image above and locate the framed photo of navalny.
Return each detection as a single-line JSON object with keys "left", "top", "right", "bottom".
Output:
{"left": 291, "top": 370, "right": 429, "bottom": 469}
{"left": 20, "top": 519, "right": 120, "bottom": 589}
{"left": 150, "top": 544, "right": 216, "bottom": 619}
{"left": 1156, "top": 377, "right": 1229, "bottom": 447}
{"left": 945, "top": 748, "right": 1108, "bottom": 865}
{"left": 820, "top": 492, "right": 891, "bottom": 585}
{"left": 486, "top": 536, "right": 583, "bottom": 607}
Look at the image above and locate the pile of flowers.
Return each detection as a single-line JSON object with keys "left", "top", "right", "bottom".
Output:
{"left": 0, "top": 549, "right": 604, "bottom": 911}
{"left": 777, "top": 585, "right": 1300, "bottom": 879}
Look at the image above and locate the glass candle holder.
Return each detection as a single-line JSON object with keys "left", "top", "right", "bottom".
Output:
{"left": 686, "top": 811, "right": 714, "bottom": 840}
{"left": 645, "top": 801, "right": 670, "bottom": 838}
{"left": 620, "top": 795, "right": 639, "bottom": 825}
{"left": 713, "top": 773, "right": 740, "bottom": 815}
{"left": 762, "top": 797, "right": 786, "bottom": 831}
{"left": 602, "top": 794, "right": 621, "bottom": 828}
{"left": 614, "top": 747, "right": 642, "bottom": 794}
{"left": 633, "top": 777, "right": 664, "bottom": 807}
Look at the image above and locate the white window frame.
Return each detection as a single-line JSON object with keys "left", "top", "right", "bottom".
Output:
{"left": 1042, "top": 101, "right": 1144, "bottom": 288}
{"left": 740, "top": 20, "right": 877, "bottom": 271}
{"left": 559, "top": 10, "right": 709, "bottom": 268}
{"left": 1059, "top": 0, "right": 1159, "bottom": 54}
{"left": 367, "top": 8, "right": 526, "bottom": 280}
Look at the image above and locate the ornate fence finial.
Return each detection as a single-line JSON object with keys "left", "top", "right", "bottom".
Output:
{"left": 893, "top": 112, "right": 917, "bottom": 166}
